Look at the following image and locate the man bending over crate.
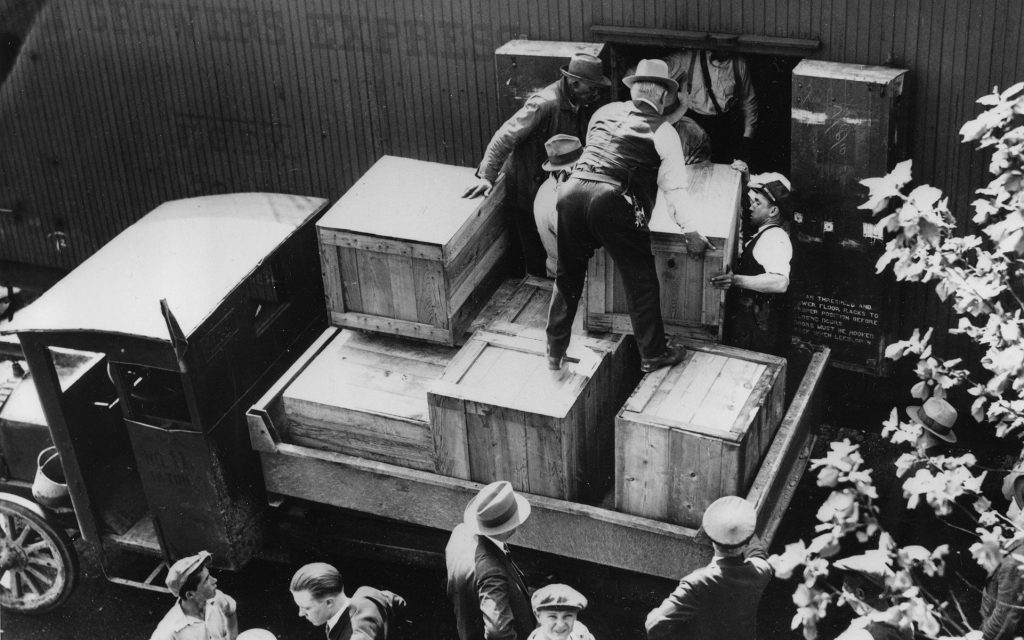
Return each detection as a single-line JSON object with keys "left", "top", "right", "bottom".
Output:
{"left": 545, "top": 59, "right": 714, "bottom": 373}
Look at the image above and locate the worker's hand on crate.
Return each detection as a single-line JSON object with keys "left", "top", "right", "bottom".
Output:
{"left": 710, "top": 270, "right": 736, "bottom": 289}
{"left": 462, "top": 177, "right": 495, "bottom": 198}
{"left": 683, "top": 230, "right": 715, "bottom": 259}
{"left": 730, "top": 158, "right": 749, "bottom": 175}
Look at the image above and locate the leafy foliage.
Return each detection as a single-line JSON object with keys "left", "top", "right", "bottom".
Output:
{"left": 772, "top": 82, "right": 1024, "bottom": 639}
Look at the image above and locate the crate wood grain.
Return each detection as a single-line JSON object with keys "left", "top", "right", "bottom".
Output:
{"left": 615, "top": 340, "right": 786, "bottom": 527}
{"left": 428, "top": 328, "right": 634, "bottom": 501}
{"left": 585, "top": 162, "right": 740, "bottom": 342}
{"left": 279, "top": 329, "right": 458, "bottom": 471}
{"left": 317, "top": 156, "right": 512, "bottom": 346}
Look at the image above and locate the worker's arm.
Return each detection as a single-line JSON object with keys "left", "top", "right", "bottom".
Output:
{"left": 477, "top": 570, "right": 520, "bottom": 640}
{"left": 981, "top": 558, "right": 1024, "bottom": 640}
{"left": 712, "top": 271, "right": 790, "bottom": 294}
{"left": 645, "top": 578, "right": 699, "bottom": 640}
{"left": 465, "top": 94, "right": 554, "bottom": 198}
{"left": 653, "top": 120, "right": 713, "bottom": 257}
{"left": 712, "top": 228, "right": 791, "bottom": 292}
{"left": 735, "top": 56, "right": 759, "bottom": 140}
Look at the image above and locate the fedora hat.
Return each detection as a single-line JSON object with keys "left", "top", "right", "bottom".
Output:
{"left": 542, "top": 134, "right": 583, "bottom": 171}
{"left": 906, "top": 397, "right": 958, "bottom": 443}
{"left": 623, "top": 59, "right": 679, "bottom": 93}
{"left": 464, "top": 480, "right": 531, "bottom": 536}
{"left": 1002, "top": 463, "right": 1024, "bottom": 508}
{"left": 702, "top": 495, "right": 756, "bottom": 546}
{"left": 560, "top": 53, "right": 611, "bottom": 87}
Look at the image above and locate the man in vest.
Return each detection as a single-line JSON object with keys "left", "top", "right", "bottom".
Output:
{"left": 464, "top": 53, "right": 610, "bottom": 277}
{"left": 645, "top": 496, "right": 773, "bottom": 640}
{"left": 545, "top": 59, "right": 713, "bottom": 374}
{"left": 711, "top": 172, "right": 793, "bottom": 356}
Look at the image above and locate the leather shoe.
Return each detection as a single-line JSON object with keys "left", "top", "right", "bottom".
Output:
{"left": 640, "top": 345, "right": 686, "bottom": 373}
{"left": 547, "top": 355, "right": 562, "bottom": 371}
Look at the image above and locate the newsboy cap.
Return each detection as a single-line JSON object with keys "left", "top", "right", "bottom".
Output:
{"left": 702, "top": 496, "right": 756, "bottom": 546}
{"left": 531, "top": 583, "right": 588, "bottom": 611}
{"left": 165, "top": 550, "right": 212, "bottom": 598}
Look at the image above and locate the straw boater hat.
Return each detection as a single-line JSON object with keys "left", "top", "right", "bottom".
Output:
{"left": 165, "top": 550, "right": 212, "bottom": 598}
{"left": 531, "top": 584, "right": 588, "bottom": 612}
{"left": 702, "top": 495, "right": 756, "bottom": 546}
{"left": 560, "top": 53, "right": 611, "bottom": 87}
{"left": 622, "top": 59, "right": 679, "bottom": 93}
{"left": 906, "top": 397, "right": 958, "bottom": 443}
{"left": 464, "top": 480, "right": 531, "bottom": 536}
{"left": 541, "top": 134, "right": 583, "bottom": 172}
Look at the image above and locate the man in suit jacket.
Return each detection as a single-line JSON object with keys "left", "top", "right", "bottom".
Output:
{"left": 289, "top": 562, "right": 405, "bottom": 640}
{"left": 446, "top": 480, "right": 535, "bottom": 640}
{"left": 645, "top": 496, "right": 773, "bottom": 640}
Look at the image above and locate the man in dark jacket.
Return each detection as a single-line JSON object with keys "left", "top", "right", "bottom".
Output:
{"left": 446, "top": 481, "right": 535, "bottom": 640}
{"left": 645, "top": 496, "right": 773, "bottom": 640}
{"left": 463, "top": 53, "right": 610, "bottom": 277}
{"left": 289, "top": 562, "right": 405, "bottom": 640}
{"left": 980, "top": 466, "right": 1024, "bottom": 640}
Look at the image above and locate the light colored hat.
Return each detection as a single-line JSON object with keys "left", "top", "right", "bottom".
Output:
{"left": 560, "top": 53, "right": 611, "bottom": 87}
{"left": 464, "top": 481, "right": 531, "bottom": 536}
{"left": 237, "top": 630, "right": 278, "bottom": 640}
{"left": 701, "top": 496, "right": 756, "bottom": 546}
{"left": 906, "top": 397, "right": 958, "bottom": 443}
{"left": 531, "top": 584, "right": 588, "bottom": 611}
{"left": 623, "top": 59, "right": 679, "bottom": 93}
{"left": 833, "top": 551, "right": 894, "bottom": 588}
{"left": 542, "top": 134, "right": 583, "bottom": 172}
{"left": 165, "top": 550, "right": 212, "bottom": 598}
{"left": 1002, "top": 463, "right": 1024, "bottom": 508}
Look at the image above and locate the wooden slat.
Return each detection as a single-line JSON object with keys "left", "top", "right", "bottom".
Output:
{"left": 319, "top": 229, "right": 443, "bottom": 262}
{"left": 330, "top": 311, "right": 454, "bottom": 345}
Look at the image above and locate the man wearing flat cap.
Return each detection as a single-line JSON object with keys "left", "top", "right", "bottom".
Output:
{"left": 712, "top": 172, "right": 794, "bottom": 356}
{"left": 645, "top": 496, "right": 772, "bottom": 640}
{"left": 528, "top": 584, "right": 595, "bottom": 640}
{"left": 446, "top": 480, "right": 535, "bottom": 640}
{"left": 150, "top": 551, "right": 239, "bottom": 640}
{"left": 534, "top": 134, "right": 584, "bottom": 277}
{"left": 464, "top": 53, "right": 610, "bottom": 278}
{"left": 546, "top": 58, "right": 714, "bottom": 374}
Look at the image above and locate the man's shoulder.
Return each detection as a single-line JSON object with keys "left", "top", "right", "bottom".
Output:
{"left": 149, "top": 602, "right": 191, "bottom": 640}
{"left": 526, "top": 80, "right": 567, "bottom": 107}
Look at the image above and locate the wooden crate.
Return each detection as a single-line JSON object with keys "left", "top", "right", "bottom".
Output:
{"left": 615, "top": 341, "right": 786, "bottom": 528}
{"left": 428, "top": 328, "right": 634, "bottom": 501}
{"left": 585, "top": 162, "right": 740, "bottom": 342}
{"left": 275, "top": 329, "right": 457, "bottom": 472}
{"left": 317, "top": 156, "right": 512, "bottom": 346}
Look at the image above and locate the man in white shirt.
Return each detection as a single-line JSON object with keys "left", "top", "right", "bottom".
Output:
{"left": 150, "top": 551, "right": 239, "bottom": 640}
{"left": 711, "top": 172, "right": 793, "bottom": 355}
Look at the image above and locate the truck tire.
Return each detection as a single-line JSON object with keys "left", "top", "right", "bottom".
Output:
{"left": 0, "top": 494, "right": 78, "bottom": 614}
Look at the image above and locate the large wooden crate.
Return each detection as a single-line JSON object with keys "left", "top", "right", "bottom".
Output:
{"left": 261, "top": 328, "right": 457, "bottom": 472}
{"left": 615, "top": 341, "right": 786, "bottom": 527}
{"left": 317, "top": 156, "right": 512, "bottom": 346}
{"left": 585, "top": 162, "right": 741, "bottom": 342}
{"left": 428, "top": 328, "right": 634, "bottom": 502}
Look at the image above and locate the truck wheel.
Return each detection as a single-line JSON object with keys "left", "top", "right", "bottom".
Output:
{"left": 0, "top": 495, "right": 78, "bottom": 614}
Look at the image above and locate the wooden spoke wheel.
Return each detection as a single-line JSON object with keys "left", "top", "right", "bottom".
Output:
{"left": 0, "top": 496, "right": 78, "bottom": 614}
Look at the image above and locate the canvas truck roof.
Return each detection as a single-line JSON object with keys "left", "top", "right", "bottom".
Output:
{"left": 4, "top": 193, "right": 327, "bottom": 341}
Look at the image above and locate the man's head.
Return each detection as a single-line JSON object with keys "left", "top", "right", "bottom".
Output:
{"left": 542, "top": 134, "right": 583, "bottom": 174}
{"left": 1002, "top": 464, "right": 1024, "bottom": 522}
{"left": 463, "top": 480, "right": 531, "bottom": 540}
{"left": 560, "top": 53, "right": 610, "bottom": 106}
{"left": 702, "top": 496, "right": 757, "bottom": 556}
{"left": 906, "top": 397, "right": 958, "bottom": 447}
{"left": 624, "top": 59, "right": 679, "bottom": 113}
{"left": 833, "top": 553, "right": 894, "bottom": 615}
{"left": 289, "top": 562, "right": 346, "bottom": 627}
{"left": 531, "top": 584, "right": 587, "bottom": 640}
{"left": 747, "top": 173, "right": 793, "bottom": 228}
{"left": 166, "top": 551, "right": 217, "bottom": 604}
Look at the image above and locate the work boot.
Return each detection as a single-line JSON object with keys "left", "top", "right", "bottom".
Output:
{"left": 546, "top": 346, "right": 563, "bottom": 371}
{"left": 640, "top": 345, "right": 687, "bottom": 373}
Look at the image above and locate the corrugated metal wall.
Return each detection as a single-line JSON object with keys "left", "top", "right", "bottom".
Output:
{"left": 0, "top": 0, "right": 1020, "bottom": 354}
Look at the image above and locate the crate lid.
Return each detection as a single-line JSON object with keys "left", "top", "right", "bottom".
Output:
{"left": 650, "top": 162, "right": 741, "bottom": 240}
{"left": 793, "top": 60, "right": 907, "bottom": 83}
{"left": 621, "top": 343, "right": 782, "bottom": 442}
{"left": 317, "top": 156, "right": 488, "bottom": 247}
{"left": 431, "top": 329, "right": 605, "bottom": 418}
{"left": 495, "top": 40, "right": 604, "bottom": 58}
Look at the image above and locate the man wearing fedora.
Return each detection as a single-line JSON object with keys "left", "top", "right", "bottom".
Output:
{"left": 463, "top": 53, "right": 610, "bottom": 277}
{"left": 711, "top": 172, "right": 794, "bottom": 355}
{"left": 446, "top": 480, "right": 534, "bottom": 640}
{"left": 150, "top": 550, "right": 239, "bottom": 640}
{"left": 546, "top": 58, "right": 714, "bottom": 374}
{"left": 534, "top": 134, "right": 584, "bottom": 278}
{"left": 645, "top": 496, "right": 772, "bottom": 640}
{"left": 979, "top": 463, "right": 1024, "bottom": 640}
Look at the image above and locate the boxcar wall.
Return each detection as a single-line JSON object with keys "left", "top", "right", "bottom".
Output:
{"left": 0, "top": 0, "right": 1021, "bottom": 356}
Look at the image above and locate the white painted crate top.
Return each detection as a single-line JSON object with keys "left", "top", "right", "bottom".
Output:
{"left": 793, "top": 59, "right": 907, "bottom": 84}
{"left": 317, "top": 156, "right": 486, "bottom": 247}
{"left": 650, "top": 162, "right": 741, "bottom": 239}
{"left": 495, "top": 40, "right": 604, "bottom": 58}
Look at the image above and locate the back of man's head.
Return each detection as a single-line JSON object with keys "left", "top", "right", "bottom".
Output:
{"left": 290, "top": 562, "right": 343, "bottom": 599}
{"left": 630, "top": 80, "right": 669, "bottom": 111}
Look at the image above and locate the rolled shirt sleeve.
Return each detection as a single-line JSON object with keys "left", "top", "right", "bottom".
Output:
{"left": 652, "top": 120, "right": 696, "bottom": 232}
{"left": 750, "top": 227, "right": 792, "bottom": 279}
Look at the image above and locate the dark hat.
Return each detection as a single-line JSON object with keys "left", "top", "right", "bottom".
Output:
{"left": 623, "top": 59, "right": 679, "bottom": 93}
{"left": 531, "top": 584, "right": 588, "bottom": 611}
{"left": 464, "top": 480, "right": 531, "bottom": 536}
{"left": 702, "top": 496, "right": 756, "bottom": 546}
{"left": 542, "top": 134, "right": 583, "bottom": 171}
{"left": 560, "top": 53, "right": 611, "bottom": 87}
{"left": 165, "top": 550, "right": 211, "bottom": 598}
{"left": 906, "top": 397, "right": 958, "bottom": 443}
{"left": 749, "top": 172, "right": 794, "bottom": 217}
